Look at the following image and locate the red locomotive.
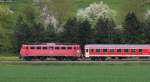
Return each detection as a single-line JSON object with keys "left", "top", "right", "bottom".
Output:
{"left": 20, "top": 43, "right": 150, "bottom": 61}
{"left": 20, "top": 43, "right": 81, "bottom": 61}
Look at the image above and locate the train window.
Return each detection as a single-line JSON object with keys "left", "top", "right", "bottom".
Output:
{"left": 43, "top": 47, "right": 48, "bottom": 50}
{"left": 26, "top": 47, "right": 28, "bottom": 49}
{"left": 74, "top": 47, "right": 76, "bottom": 49}
{"left": 91, "top": 49, "right": 94, "bottom": 52}
{"left": 37, "top": 46, "right": 41, "bottom": 49}
{"left": 110, "top": 49, "right": 114, "bottom": 52}
{"left": 117, "top": 49, "right": 121, "bottom": 52}
{"left": 86, "top": 49, "right": 89, "bottom": 52}
{"left": 61, "top": 47, "right": 66, "bottom": 50}
{"left": 68, "top": 47, "right": 72, "bottom": 49}
{"left": 103, "top": 49, "right": 107, "bottom": 52}
{"left": 55, "top": 47, "right": 60, "bottom": 50}
{"left": 49, "top": 47, "right": 53, "bottom": 50}
{"left": 124, "top": 49, "right": 128, "bottom": 52}
{"left": 139, "top": 49, "right": 142, "bottom": 52}
{"left": 31, "top": 47, "right": 35, "bottom": 49}
{"left": 96, "top": 49, "right": 100, "bottom": 52}
{"left": 131, "top": 49, "right": 135, "bottom": 52}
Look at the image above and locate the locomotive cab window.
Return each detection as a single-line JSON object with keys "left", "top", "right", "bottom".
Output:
{"left": 26, "top": 47, "right": 28, "bottom": 49}
{"left": 96, "top": 49, "right": 100, "bottom": 52}
{"left": 117, "top": 49, "right": 121, "bottom": 52}
{"left": 139, "top": 49, "right": 142, "bottom": 52}
{"left": 131, "top": 49, "right": 135, "bottom": 52}
{"left": 103, "top": 49, "right": 107, "bottom": 52}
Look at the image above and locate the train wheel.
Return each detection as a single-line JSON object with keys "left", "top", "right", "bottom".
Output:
{"left": 23, "top": 57, "right": 33, "bottom": 61}
{"left": 71, "top": 57, "right": 78, "bottom": 61}
{"left": 91, "top": 57, "right": 100, "bottom": 61}
{"left": 55, "top": 57, "right": 64, "bottom": 61}
{"left": 100, "top": 57, "right": 106, "bottom": 61}
{"left": 39, "top": 57, "right": 47, "bottom": 61}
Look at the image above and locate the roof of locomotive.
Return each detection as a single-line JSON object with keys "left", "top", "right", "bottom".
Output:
{"left": 23, "top": 43, "right": 80, "bottom": 46}
{"left": 85, "top": 44, "right": 150, "bottom": 48}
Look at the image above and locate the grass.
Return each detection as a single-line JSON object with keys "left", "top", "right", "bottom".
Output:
{"left": 0, "top": 63, "right": 150, "bottom": 82}
{"left": 0, "top": 56, "right": 18, "bottom": 60}
{"left": 0, "top": 53, "right": 19, "bottom": 60}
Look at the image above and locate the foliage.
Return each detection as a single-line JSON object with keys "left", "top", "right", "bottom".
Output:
{"left": 123, "top": 12, "right": 144, "bottom": 44}
{"left": 63, "top": 17, "right": 79, "bottom": 43}
{"left": 144, "top": 13, "right": 150, "bottom": 43}
{"left": 120, "top": 0, "right": 147, "bottom": 21}
{"left": 94, "top": 17, "right": 116, "bottom": 44}
{"left": 77, "top": 1, "right": 116, "bottom": 24}
{"left": 40, "top": 0, "right": 75, "bottom": 26}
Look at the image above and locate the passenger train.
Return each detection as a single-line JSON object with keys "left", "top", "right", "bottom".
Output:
{"left": 20, "top": 43, "right": 150, "bottom": 61}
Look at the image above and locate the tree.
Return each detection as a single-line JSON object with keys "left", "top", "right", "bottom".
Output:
{"left": 123, "top": 12, "right": 144, "bottom": 44}
{"left": 0, "top": 4, "right": 14, "bottom": 53}
{"left": 43, "top": 23, "right": 57, "bottom": 42}
{"left": 120, "top": 0, "right": 147, "bottom": 22}
{"left": 143, "top": 11, "right": 150, "bottom": 43}
{"left": 14, "top": 16, "right": 32, "bottom": 52}
{"left": 63, "top": 17, "right": 79, "bottom": 43}
{"left": 77, "top": 1, "right": 116, "bottom": 24}
{"left": 30, "top": 22, "right": 45, "bottom": 43}
{"left": 38, "top": 0, "right": 75, "bottom": 28}
{"left": 77, "top": 20, "right": 93, "bottom": 52}
{"left": 13, "top": 3, "right": 42, "bottom": 52}
{"left": 94, "top": 17, "right": 116, "bottom": 44}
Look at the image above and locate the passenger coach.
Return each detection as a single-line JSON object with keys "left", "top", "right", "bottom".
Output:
{"left": 85, "top": 44, "right": 150, "bottom": 61}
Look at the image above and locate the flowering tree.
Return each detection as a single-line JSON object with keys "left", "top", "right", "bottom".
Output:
{"left": 77, "top": 1, "right": 116, "bottom": 23}
{"left": 145, "top": 10, "right": 150, "bottom": 19}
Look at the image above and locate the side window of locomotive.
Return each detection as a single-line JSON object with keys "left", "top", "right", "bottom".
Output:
{"left": 124, "top": 49, "right": 128, "bottom": 52}
{"left": 103, "top": 49, "right": 107, "bottom": 52}
{"left": 110, "top": 49, "right": 114, "bottom": 52}
{"left": 31, "top": 47, "right": 35, "bottom": 50}
{"left": 26, "top": 46, "right": 28, "bottom": 49}
{"left": 68, "top": 47, "right": 72, "bottom": 50}
{"left": 117, "top": 49, "right": 121, "bottom": 52}
{"left": 49, "top": 47, "right": 53, "bottom": 50}
{"left": 55, "top": 47, "right": 60, "bottom": 50}
{"left": 131, "top": 49, "right": 135, "bottom": 52}
{"left": 74, "top": 47, "right": 76, "bottom": 49}
{"left": 96, "top": 49, "right": 100, "bottom": 52}
{"left": 61, "top": 47, "right": 66, "bottom": 50}
{"left": 37, "top": 46, "right": 41, "bottom": 50}
{"left": 139, "top": 49, "right": 142, "bottom": 52}
{"left": 43, "top": 47, "right": 48, "bottom": 50}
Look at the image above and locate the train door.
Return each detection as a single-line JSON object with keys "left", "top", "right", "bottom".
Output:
{"left": 85, "top": 48, "right": 90, "bottom": 57}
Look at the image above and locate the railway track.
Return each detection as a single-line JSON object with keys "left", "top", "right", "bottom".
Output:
{"left": 1, "top": 60, "right": 150, "bottom": 64}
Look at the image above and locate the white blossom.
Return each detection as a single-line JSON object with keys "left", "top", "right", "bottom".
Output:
{"left": 145, "top": 10, "right": 150, "bottom": 19}
{"left": 77, "top": 1, "right": 116, "bottom": 23}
